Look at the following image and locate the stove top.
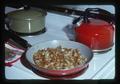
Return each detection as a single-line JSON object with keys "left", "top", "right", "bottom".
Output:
{"left": 5, "top": 7, "right": 115, "bottom": 80}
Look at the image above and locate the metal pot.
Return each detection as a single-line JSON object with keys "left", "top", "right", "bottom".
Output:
{"left": 73, "top": 8, "right": 115, "bottom": 53}
{"left": 5, "top": 6, "right": 47, "bottom": 36}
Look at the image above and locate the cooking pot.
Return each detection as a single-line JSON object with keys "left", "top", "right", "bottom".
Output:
{"left": 73, "top": 8, "right": 115, "bottom": 53}
{"left": 5, "top": 6, "right": 47, "bottom": 36}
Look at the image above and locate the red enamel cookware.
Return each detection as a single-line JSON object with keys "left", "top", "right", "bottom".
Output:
{"left": 73, "top": 8, "right": 115, "bottom": 53}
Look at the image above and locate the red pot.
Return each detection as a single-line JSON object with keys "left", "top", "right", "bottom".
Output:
{"left": 75, "top": 18, "right": 114, "bottom": 52}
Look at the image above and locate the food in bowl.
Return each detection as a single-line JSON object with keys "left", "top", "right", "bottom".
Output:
{"left": 33, "top": 46, "right": 87, "bottom": 70}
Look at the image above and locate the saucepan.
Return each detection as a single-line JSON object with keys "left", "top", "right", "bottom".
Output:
{"left": 5, "top": 29, "right": 93, "bottom": 76}
{"left": 5, "top": 6, "right": 47, "bottom": 36}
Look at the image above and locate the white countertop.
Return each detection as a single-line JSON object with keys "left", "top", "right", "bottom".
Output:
{"left": 5, "top": 7, "right": 115, "bottom": 80}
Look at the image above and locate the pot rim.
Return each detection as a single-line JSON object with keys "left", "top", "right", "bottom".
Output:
{"left": 6, "top": 8, "right": 47, "bottom": 20}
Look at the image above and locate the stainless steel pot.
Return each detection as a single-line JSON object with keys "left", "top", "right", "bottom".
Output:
{"left": 5, "top": 6, "right": 47, "bottom": 35}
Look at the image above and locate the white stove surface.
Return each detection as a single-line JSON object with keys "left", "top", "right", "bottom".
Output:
{"left": 5, "top": 7, "right": 115, "bottom": 80}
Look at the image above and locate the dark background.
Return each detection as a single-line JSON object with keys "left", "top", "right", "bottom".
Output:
{"left": 1, "top": 0, "right": 120, "bottom": 84}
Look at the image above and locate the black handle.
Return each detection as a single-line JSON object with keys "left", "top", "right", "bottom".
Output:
{"left": 86, "top": 8, "right": 113, "bottom": 16}
{"left": 83, "top": 8, "right": 115, "bottom": 23}
{"left": 72, "top": 17, "right": 82, "bottom": 24}
{"left": 72, "top": 8, "right": 115, "bottom": 25}
{"left": 24, "top": 5, "right": 30, "bottom": 10}
{"left": 5, "top": 29, "right": 31, "bottom": 49}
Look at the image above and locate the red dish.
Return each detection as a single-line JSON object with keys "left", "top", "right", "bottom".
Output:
{"left": 26, "top": 40, "right": 93, "bottom": 76}
{"left": 32, "top": 65, "right": 89, "bottom": 80}
{"left": 32, "top": 63, "right": 88, "bottom": 76}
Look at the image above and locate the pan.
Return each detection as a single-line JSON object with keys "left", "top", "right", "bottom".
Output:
{"left": 5, "top": 29, "right": 93, "bottom": 76}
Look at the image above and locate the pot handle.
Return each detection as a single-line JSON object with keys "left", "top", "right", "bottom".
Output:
{"left": 5, "top": 29, "right": 32, "bottom": 49}
{"left": 5, "top": 15, "right": 10, "bottom": 29}
{"left": 72, "top": 16, "right": 82, "bottom": 25}
{"left": 83, "top": 8, "right": 115, "bottom": 24}
{"left": 24, "top": 5, "right": 30, "bottom": 10}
